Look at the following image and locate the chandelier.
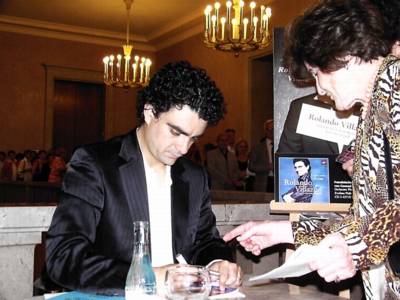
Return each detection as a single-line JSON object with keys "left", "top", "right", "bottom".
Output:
{"left": 102, "top": 0, "right": 151, "bottom": 88}
{"left": 203, "top": 1, "right": 271, "bottom": 56}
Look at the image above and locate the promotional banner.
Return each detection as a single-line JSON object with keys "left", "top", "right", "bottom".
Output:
{"left": 273, "top": 27, "right": 315, "bottom": 149}
{"left": 273, "top": 27, "right": 355, "bottom": 203}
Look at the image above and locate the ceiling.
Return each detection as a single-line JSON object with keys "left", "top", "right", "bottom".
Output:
{"left": 0, "top": 0, "right": 213, "bottom": 50}
{"left": 0, "top": 0, "right": 275, "bottom": 51}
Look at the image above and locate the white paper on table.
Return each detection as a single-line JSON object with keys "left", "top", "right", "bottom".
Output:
{"left": 44, "top": 292, "right": 66, "bottom": 299}
{"left": 209, "top": 288, "right": 246, "bottom": 299}
{"left": 249, "top": 244, "right": 323, "bottom": 281}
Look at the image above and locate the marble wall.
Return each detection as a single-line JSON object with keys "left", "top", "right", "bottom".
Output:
{"left": 0, "top": 204, "right": 287, "bottom": 299}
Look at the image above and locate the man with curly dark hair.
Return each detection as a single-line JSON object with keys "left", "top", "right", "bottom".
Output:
{"left": 45, "top": 61, "right": 242, "bottom": 296}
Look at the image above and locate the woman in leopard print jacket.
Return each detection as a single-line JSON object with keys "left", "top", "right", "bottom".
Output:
{"left": 223, "top": 0, "right": 400, "bottom": 298}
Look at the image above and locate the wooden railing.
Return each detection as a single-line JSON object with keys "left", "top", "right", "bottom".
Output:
{"left": 0, "top": 180, "right": 273, "bottom": 206}
{"left": 0, "top": 180, "right": 60, "bottom": 205}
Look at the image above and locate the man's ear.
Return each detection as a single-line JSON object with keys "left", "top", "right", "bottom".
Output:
{"left": 143, "top": 104, "right": 154, "bottom": 124}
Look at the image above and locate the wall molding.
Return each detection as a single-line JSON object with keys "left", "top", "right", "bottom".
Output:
{"left": 0, "top": 14, "right": 205, "bottom": 52}
{"left": 0, "top": 15, "right": 155, "bottom": 51}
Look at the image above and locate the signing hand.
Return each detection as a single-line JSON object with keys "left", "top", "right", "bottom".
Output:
{"left": 153, "top": 264, "right": 177, "bottom": 296}
{"left": 310, "top": 233, "right": 356, "bottom": 283}
{"left": 208, "top": 260, "right": 242, "bottom": 291}
{"left": 223, "top": 221, "right": 294, "bottom": 256}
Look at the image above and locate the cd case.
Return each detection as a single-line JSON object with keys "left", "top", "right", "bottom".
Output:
{"left": 275, "top": 153, "right": 352, "bottom": 204}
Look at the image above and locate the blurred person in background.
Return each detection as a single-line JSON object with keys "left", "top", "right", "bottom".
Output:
{"left": 48, "top": 147, "right": 67, "bottom": 184}
{"left": 1, "top": 150, "right": 17, "bottom": 181}
{"left": 0, "top": 151, "right": 5, "bottom": 177}
{"left": 225, "top": 128, "right": 236, "bottom": 154}
{"left": 17, "top": 150, "right": 34, "bottom": 182}
{"left": 32, "top": 150, "right": 51, "bottom": 182}
{"left": 207, "top": 133, "right": 242, "bottom": 190}
{"left": 248, "top": 119, "right": 274, "bottom": 192}
{"left": 235, "top": 139, "right": 254, "bottom": 191}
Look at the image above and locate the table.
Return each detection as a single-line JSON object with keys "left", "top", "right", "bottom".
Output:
{"left": 239, "top": 282, "right": 344, "bottom": 299}
{"left": 26, "top": 283, "right": 344, "bottom": 300}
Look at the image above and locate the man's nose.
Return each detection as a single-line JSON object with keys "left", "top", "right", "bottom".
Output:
{"left": 176, "top": 137, "right": 192, "bottom": 155}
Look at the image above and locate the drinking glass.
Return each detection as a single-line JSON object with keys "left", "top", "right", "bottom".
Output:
{"left": 164, "top": 265, "right": 211, "bottom": 300}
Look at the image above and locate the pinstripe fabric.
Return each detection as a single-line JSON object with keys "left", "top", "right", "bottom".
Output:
{"left": 45, "top": 130, "right": 233, "bottom": 294}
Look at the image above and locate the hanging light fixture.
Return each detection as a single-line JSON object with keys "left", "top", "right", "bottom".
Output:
{"left": 203, "top": 0, "right": 271, "bottom": 56}
{"left": 102, "top": 0, "right": 151, "bottom": 88}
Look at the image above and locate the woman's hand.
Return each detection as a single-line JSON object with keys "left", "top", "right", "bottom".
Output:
{"left": 310, "top": 233, "right": 356, "bottom": 282}
{"left": 223, "top": 221, "right": 294, "bottom": 255}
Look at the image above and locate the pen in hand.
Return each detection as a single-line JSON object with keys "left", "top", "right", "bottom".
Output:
{"left": 175, "top": 253, "right": 220, "bottom": 277}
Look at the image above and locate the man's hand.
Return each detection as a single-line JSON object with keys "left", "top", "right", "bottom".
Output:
{"left": 153, "top": 264, "right": 176, "bottom": 296}
{"left": 207, "top": 260, "right": 242, "bottom": 291}
{"left": 309, "top": 233, "right": 356, "bottom": 283}
{"left": 223, "top": 221, "right": 294, "bottom": 255}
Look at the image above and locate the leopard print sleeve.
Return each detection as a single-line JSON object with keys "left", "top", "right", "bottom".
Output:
{"left": 387, "top": 59, "right": 400, "bottom": 132}
{"left": 291, "top": 212, "right": 360, "bottom": 249}
{"left": 354, "top": 200, "right": 400, "bottom": 269}
{"left": 292, "top": 200, "right": 400, "bottom": 270}
{"left": 292, "top": 57, "right": 400, "bottom": 270}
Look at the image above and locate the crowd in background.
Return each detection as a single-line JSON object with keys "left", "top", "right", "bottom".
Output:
{"left": 1, "top": 122, "right": 273, "bottom": 192}
{"left": 0, "top": 147, "right": 67, "bottom": 184}
{"left": 185, "top": 121, "right": 274, "bottom": 192}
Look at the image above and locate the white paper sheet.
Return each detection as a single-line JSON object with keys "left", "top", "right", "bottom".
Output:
{"left": 249, "top": 244, "right": 322, "bottom": 281}
{"left": 296, "top": 104, "right": 358, "bottom": 151}
{"left": 209, "top": 288, "right": 246, "bottom": 299}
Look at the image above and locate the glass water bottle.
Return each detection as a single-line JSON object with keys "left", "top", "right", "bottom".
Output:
{"left": 125, "top": 221, "right": 157, "bottom": 299}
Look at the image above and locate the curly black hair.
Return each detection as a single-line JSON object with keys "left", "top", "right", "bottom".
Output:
{"left": 136, "top": 60, "right": 226, "bottom": 126}
{"left": 284, "top": 0, "right": 392, "bottom": 81}
{"left": 293, "top": 158, "right": 311, "bottom": 174}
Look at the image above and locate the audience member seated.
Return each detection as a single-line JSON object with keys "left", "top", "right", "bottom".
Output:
{"left": 17, "top": 150, "right": 34, "bottom": 182}
{"left": 0, "top": 151, "right": 5, "bottom": 177}
{"left": 32, "top": 150, "right": 51, "bottom": 182}
{"left": 48, "top": 147, "right": 67, "bottom": 184}
{"left": 207, "top": 133, "right": 242, "bottom": 190}
{"left": 1, "top": 150, "right": 17, "bottom": 181}
{"left": 235, "top": 139, "right": 254, "bottom": 191}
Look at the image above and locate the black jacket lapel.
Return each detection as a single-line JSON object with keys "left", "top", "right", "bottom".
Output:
{"left": 118, "top": 131, "right": 149, "bottom": 222}
{"left": 171, "top": 160, "right": 190, "bottom": 258}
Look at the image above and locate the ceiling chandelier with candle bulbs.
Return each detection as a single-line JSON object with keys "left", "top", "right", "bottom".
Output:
{"left": 102, "top": 0, "right": 151, "bottom": 88}
{"left": 203, "top": 0, "right": 271, "bottom": 56}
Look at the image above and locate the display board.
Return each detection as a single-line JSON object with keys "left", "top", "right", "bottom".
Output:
{"left": 273, "top": 27, "right": 315, "bottom": 150}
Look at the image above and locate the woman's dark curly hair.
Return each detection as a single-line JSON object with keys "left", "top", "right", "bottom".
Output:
{"left": 284, "top": 0, "right": 392, "bottom": 81}
{"left": 367, "top": 0, "right": 400, "bottom": 45}
{"left": 136, "top": 60, "right": 226, "bottom": 126}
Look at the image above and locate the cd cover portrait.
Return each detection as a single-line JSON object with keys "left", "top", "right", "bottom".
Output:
{"left": 275, "top": 154, "right": 352, "bottom": 204}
